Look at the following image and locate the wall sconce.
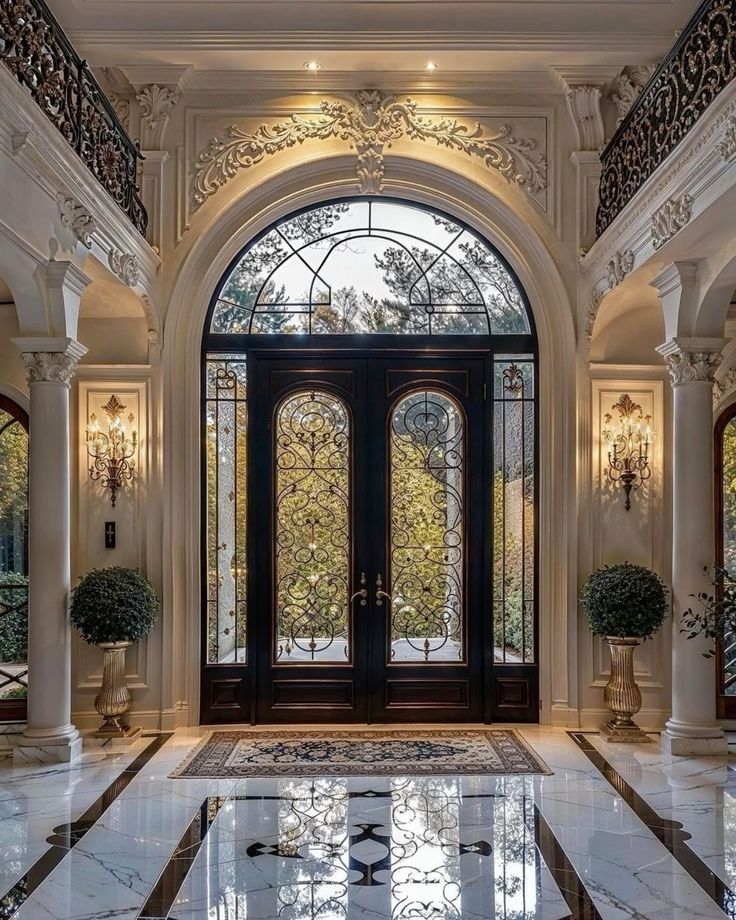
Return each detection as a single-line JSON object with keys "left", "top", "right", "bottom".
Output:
{"left": 602, "top": 393, "right": 653, "bottom": 511}
{"left": 87, "top": 395, "right": 137, "bottom": 507}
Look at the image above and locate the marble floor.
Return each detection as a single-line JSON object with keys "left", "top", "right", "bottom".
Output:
{"left": 0, "top": 727, "right": 734, "bottom": 919}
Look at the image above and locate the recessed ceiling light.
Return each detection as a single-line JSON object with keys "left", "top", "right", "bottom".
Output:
{"left": 304, "top": 60, "right": 322, "bottom": 72}
{"left": 425, "top": 61, "right": 438, "bottom": 72}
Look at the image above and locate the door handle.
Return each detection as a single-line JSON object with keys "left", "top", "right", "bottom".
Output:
{"left": 350, "top": 572, "right": 368, "bottom": 606}
{"left": 375, "top": 573, "right": 391, "bottom": 607}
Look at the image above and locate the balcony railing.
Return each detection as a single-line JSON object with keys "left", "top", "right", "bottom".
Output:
{"left": 0, "top": 0, "right": 147, "bottom": 236}
{"left": 596, "top": 0, "right": 736, "bottom": 238}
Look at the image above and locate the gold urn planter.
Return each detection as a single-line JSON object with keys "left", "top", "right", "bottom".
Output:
{"left": 92, "top": 641, "right": 141, "bottom": 740}
{"left": 600, "top": 636, "right": 651, "bottom": 744}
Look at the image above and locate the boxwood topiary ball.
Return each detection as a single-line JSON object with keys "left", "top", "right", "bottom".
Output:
{"left": 70, "top": 566, "right": 158, "bottom": 645}
{"left": 580, "top": 563, "right": 668, "bottom": 640}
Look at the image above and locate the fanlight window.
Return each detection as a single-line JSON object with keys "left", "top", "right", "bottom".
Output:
{"left": 210, "top": 200, "right": 530, "bottom": 336}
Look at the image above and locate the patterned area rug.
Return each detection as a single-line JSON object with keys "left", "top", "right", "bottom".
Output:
{"left": 170, "top": 729, "right": 552, "bottom": 777}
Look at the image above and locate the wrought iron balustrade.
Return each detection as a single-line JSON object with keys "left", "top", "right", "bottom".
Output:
{"left": 0, "top": 0, "right": 147, "bottom": 236}
{"left": 597, "top": 0, "right": 736, "bottom": 238}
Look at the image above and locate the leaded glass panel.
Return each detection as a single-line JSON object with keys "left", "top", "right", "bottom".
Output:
{"left": 493, "top": 357, "right": 535, "bottom": 663}
{"left": 389, "top": 390, "right": 465, "bottom": 662}
{"left": 0, "top": 403, "right": 29, "bottom": 702}
{"left": 210, "top": 200, "right": 530, "bottom": 336}
{"left": 721, "top": 417, "right": 736, "bottom": 697}
{"left": 205, "top": 355, "right": 247, "bottom": 663}
{"left": 274, "top": 390, "right": 351, "bottom": 663}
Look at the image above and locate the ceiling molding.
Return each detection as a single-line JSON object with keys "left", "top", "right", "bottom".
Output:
{"left": 68, "top": 29, "right": 675, "bottom": 54}
{"left": 179, "top": 69, "right": 561, "bottom": 94}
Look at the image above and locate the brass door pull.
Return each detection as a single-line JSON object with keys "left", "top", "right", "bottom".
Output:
{"left": 375, "top": 573, "right": 391, "bottom": 606}
{"left": 351, "top": 572, "right": 368, "bottom": 606}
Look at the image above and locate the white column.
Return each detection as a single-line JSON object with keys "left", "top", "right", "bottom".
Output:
{"left": 12, "top": 337, "right": 87, "bottom": 763}
{"left": 657, "top": 338, "right": 728, "bottom": 756}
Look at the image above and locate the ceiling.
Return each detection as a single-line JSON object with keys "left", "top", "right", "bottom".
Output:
{"left": 53, "top": 0, "right": 697, "bottom": 83}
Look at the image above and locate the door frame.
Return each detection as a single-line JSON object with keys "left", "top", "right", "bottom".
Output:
{"left": 199, "top": 334, "right": 539, "bottom": 724}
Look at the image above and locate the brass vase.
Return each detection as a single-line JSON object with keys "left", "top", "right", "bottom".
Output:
{"left": 600, "top": 637, "right": 651, "bottom": 743}
{"left": 93, "top": 641, "right": 140, "bottom": 739}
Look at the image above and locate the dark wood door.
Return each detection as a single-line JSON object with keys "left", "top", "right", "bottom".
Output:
{"left": 366, "top": 357, "right": 487, "bottom": 722}
{"left": 250, "top": 355, "right": 371, "bottom": 723}
{"left": 246, "top": 351, "right": 487, "bottom": 723}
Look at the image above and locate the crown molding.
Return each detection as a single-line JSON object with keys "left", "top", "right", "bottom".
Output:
{"left": 180, "top": 68, "right": 561, "bottom": 95}
{"left": 68, "top": 29, "right": 674, "bottom": 54}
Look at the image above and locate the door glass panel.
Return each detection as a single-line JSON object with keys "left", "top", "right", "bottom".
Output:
{"left": 389, "top": 390, "right": 464, "bottom": 662}
{"left": 720, "top": 416, "right": 736, "bottom": 697}
{"left": 204, "top": 355, "right": 248, "bottom": 664}
{"left": 275, "top": 390, "right": 351, "bottom": 663}
{"left": 493, "top": 356, "right": 535, "bottom": 663}
{"left": 0, "top": 401, "right": 29, "bottom": 707}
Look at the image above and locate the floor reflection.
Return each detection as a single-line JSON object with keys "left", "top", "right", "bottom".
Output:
{"left": 170, "top": 778, "right": 571, "bottom": 920}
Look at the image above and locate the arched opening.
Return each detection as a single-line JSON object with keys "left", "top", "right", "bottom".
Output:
{"left": 715, "top": 402, "right": 736, "bottom": 719}
{"left": 0, "top": 394, "right": 29, "bottom": 722}
{"left": 201, "top": 197, "right": 538, "bottom": 724}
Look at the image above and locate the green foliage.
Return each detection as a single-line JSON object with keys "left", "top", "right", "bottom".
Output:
{"left": 0, "top": 572, "right": 28, "bottom": 664}
{"left": 681, "top": 566, "right": 736, "bottom": 658}
{"left": 0, "top": 412, "right": 28, "bottom": 528}
{"left": 1, "top": 686, "right": 26, "bottom": 699}
{"left": 581, "top": 563, "right": 668, "bottom": 639}
{"left": 70, "top": 567, "right": 159, "bottom": 645}
{"left": 723, "top": 422, "right": 736, "bottom": 571}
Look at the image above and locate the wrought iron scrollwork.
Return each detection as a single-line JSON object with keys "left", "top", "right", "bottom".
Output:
{"left": 0, "top": 0, "right": 147, "bottom": 235}
{"left": 275, "top": 390, "right": 352, "bottom": 663}
{"left": 597, "top": 0, "right": 736, "bottom": 237}
{"left": 389, "top": 390, "right": 464, "bottom": 662}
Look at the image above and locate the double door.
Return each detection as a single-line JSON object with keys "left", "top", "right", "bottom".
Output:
{"left": 200, "top": 347, "right": 537, "bottom": 723}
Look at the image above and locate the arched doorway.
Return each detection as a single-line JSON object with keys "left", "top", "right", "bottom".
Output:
{"left": 0, "top": 394, "right": 29, "bottom": 722}
{"left": 200, "top": 198, "right": 538, "bottom": 723}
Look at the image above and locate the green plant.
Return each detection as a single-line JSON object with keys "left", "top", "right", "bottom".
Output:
{"left": 0, "top": 572, "right": 28, "bottom": 664}
{"left": 580, "top": 563, "right": 668, "bottom": 639}
{"left": 70, "top": 567, "right": 158, "bottom": 645}
{"left": 681, "top": 566, "right": 736, "bottom": 657}
{"left": 1, "top": 686, "right": 27, "bottom": 699}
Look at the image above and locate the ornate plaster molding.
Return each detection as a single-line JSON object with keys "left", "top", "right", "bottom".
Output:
{"left": 18, "top": 349, "right": 83, "bottom": 386}
{"left": 137, "top": 83, "right": 180, "bottom": 148}
{"left": 108, "top": 248, "right": 141, "bottom": 286}
{"left": 138, "top": 83, "right": 179, "bottom": 131}
{"left": 610, "top": 65, "right": 656, "bottom": 127}
{"left": 108, "top": 92, "right": 130, "bottom": 132}
{"left": 657, "top": 340, "right": 724, "bottom": 387}
{"left": 606, "top": 249, "right": 635, "bottom": 287}
{"left": 57, "top": 194, "right": 97, "bottom": 249}
{"left": 584, "top": 249, "right": 635, "bottom": 340}
{"left": 140, "top": 294, "right": 160, "bottom": 346}
{"left": 717, "top": 116, "right": 736, "bottom": 161}
{"left": 564, "top": 84, "right": 605, "bottom": 151}
{"left": 714, "top": 366, "right": 736, "bottom": 405}
{"left": 650, "top": 194, "right": 693, "bottom": 249}
{"left": 191, "top": 90, "right": 547, "bottom": 205}
{"left": 585, "top": 286, "right": 604, "bottom": 339}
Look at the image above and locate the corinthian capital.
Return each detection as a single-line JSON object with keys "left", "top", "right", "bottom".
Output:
{"left": 12, "top": 337, "right": 87, "bottom": 387}
{"left": 656, "top": 338, "right": 726, "bottom": 387}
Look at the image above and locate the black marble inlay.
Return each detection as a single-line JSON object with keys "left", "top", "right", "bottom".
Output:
{"left": 568, "top": 731, "right": 736, "bottom": 919}
{"left": 0, "top": 733, "right": 172, "bottom": 920}
{"left": 138, "top": 796, "right": 227, "bottom": 919}
{"left": 533, "top": 805, "right": 601, "bottom": 920}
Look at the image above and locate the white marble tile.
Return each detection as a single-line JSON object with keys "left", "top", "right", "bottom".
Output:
{"left": 0, "top": 741, "right": 148, "bottom": 900}
{"left": 172, "top": 776, "right": 570, "bottom": 920}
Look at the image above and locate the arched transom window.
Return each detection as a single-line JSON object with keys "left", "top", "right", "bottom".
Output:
{"left": 210, "top": 199, "right": 531, "bottom": 336}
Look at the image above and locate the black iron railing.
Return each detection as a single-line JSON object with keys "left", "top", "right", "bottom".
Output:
{"left": 0, "top": 0, "right": 147, "bottom": 236}
{"left": 596, "top": 0, "right": 736, "bottom": 238}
